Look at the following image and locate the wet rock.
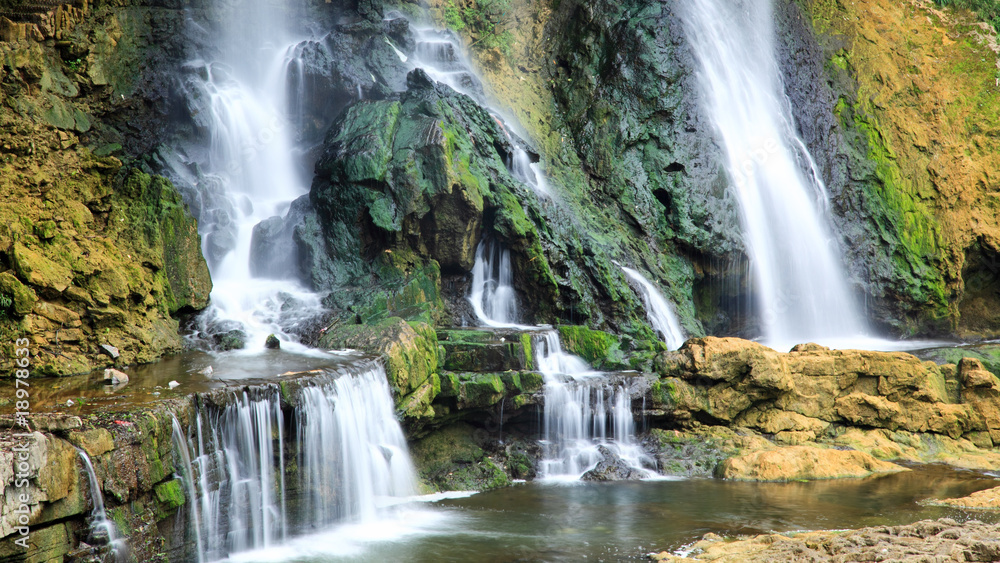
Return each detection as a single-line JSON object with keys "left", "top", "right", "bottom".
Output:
{"left": 213, "top": 329, "right": 246, "bottom": 352}
{"left": 931, "top": 485, "right": 1000, "bottom": 510}
{"left": 264, "top": 334, "right": 281, "bottom": 349}
{"left": 67, "top": 429, "right": 114, "bottom": 458}
{"left": 103, "top": 369, "right": 129, "bottom": 386}
{"left": 581, "top": 446, "right": 647, "bottom": 481}
{"left": 319, "top": 318, "right": 439, "bottom": 419}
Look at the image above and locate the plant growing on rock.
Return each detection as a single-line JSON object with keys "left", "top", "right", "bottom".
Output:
{"left": 443, "top": 0, "right": 514, "bottom": 56}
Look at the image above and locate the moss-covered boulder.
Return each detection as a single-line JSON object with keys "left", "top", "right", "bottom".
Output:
{"left": 409, "top": 422, "right": 513, "bottom": 492}
{"left": 319, "top": 317, "right": 440, "bottom": 418}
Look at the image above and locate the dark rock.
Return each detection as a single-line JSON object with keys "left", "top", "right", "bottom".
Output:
{"left": 581, "top": 445, "right": 647, "bottom": 481}
{"left": 213, "top": 329, "right": 246, "bottom": 352}
{"left": 265, "top": 334, "right": 281, "bottom": 349}
{"left": 406, "top": 68, "right": 435, "bottom": 90}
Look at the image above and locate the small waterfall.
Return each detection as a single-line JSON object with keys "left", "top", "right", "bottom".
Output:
{"left": 170, "top": 416, "right": 207, "bottom": 563}
{"left": 409, "top": 27, "right": 552, "bottom": 199}
{"left": 510, "top": 147, "right": 552, "bottom": 199}
{"left": 681, "top": 0, "right": 867, "bottom": 347}
{"left": 297, "top": 368, "right": 416, "bottom": 525}
{"left": 621, "top": 267, "right": 686, "bottom": 350}
{"left": 170, "top": 364, "right": 417, "bottom": 561}
{"left": 411, "top": 28, "right": 485, "bottom": 101}
{"left": 534, "top": 332, "right": 657, "bottom": 480}
{"left": 468, "top": 243, "right": 657, "bottom": 480}
{"left": 77, "top": 449, "right": 126, "bottom": 559}
{"left": 468, "top": 240, "right": 521, "bottom": 328}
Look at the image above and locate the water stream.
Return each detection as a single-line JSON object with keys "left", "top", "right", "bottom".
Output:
{"left": 169, "top": 364, "right": 419, "bottom": 562}
{"left": 77, "top": 449, "right": 126, "bottom": 559}
{"left": 622, "top": 267, "right": 686, "bottom": 350}
{"left": 681, "top": 0, "right": 867, "bottom": 349}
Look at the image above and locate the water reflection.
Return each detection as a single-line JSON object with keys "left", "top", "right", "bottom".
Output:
{"left": 224, "top": 465, "right": 999, "bottom": 562}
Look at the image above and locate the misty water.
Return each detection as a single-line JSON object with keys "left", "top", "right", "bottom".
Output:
{"left": 214, "top": 465, "right": 1000, "bottom": 562}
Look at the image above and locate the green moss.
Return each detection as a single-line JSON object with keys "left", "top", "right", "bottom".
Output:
{"left": 556, "top": 325, "right": 628, "bottom": 369}
{"left": 153, "top": 479, "right": 185, "bottom": 520}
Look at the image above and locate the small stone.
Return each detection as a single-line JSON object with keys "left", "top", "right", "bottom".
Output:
{"left": 99, "top": 344, "right": 120, "bottom": 359}
{"left": 168, "top": 381, "right": 180, "bottom": 389}
{"left": 265, "top": 334, "right": 281, "bottom": 349}
{"left": 103, "top": 368, "right": 129, "bottom": 386}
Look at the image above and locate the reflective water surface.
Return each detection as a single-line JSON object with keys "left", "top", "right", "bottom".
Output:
{"left": 225, "top": 465, "right": 1000, "bottom": 562}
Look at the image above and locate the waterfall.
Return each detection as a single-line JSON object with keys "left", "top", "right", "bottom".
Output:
{"left": 621, "top": 267, "right": 686, "bottom": 350}
{"left": 467, "top": 242, "right": 657, "bottom": 480}
{"left": 534, "top": 332, "right": 657, "bottom": 481}
{"left": 77, "top": 449, "right": 126, "bottom": 560}
{"left": 297, "top": 368, "right": 417, "bottom": 525}
{"left": 681, "top": 0, "right": 867, "bottom": 348}
{"left": 175, "top": 0, "right": 324, "bottom": 352}
{"left": 468, "top": 241, "right": 522, "bottom": 328}
{"left": 169, "top": 364, "right": 417, "bottom": 561}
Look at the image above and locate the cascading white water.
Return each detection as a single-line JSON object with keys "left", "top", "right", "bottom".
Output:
{"left": 180, "top": 0, "right": 325, "bottom": 352}
{"left": 77, "top": 449, "right": 126, "bottom": 559}
{"left": 297, "top": 368, "right": 416, "bottom": 526}
{"left": 468, "top": 241, "right": 522, "bottom": 328}
{"left": 534, "top": 332, "right": 657, "bottom": 481}
{"left": 467, "top": 242, "right": 657, "bottom": 480}
{"left": 681, "top": 0, "right": 867, "bottom": 348}
{"left": 621, "top": 267, "right": 686, "bottom": 350}
{"left": 170, "top": 364, "right": 418, "bottom": 561}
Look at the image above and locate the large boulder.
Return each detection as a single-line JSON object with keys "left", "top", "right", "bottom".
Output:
{"left": 717, "top": 445, "right": 907, "bottom": 481}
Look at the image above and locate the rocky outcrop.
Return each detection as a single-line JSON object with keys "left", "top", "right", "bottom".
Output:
{"left": 652, "top": 518, "right": 1000, "bottom": 562}
{"left": 645, "top": 337, "right": 1000, "bottom": 478}
{"left": 932, "top": 486, "right": 1000, "bottom": 511}
{"left": 0, "top": 0, "right": 212, "bottom": 375}
{"left": 796, "top": 0, "right": 1000, "bottom": 337}
{"left": 716, "top": 445, "right": 906, "bottom": 481}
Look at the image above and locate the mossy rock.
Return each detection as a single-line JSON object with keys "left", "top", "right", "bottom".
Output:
{"left": 410, "top": 423, "right": 512, "bottom": 491}
{"left": 557, "top": 325, "right": 628, "bottom": 370}
{"left": 320, "top": 317, "right": 440, "bottom": 416}
{"left": 0, "top": 271, "right": 37, "bottom": 316}
{"left": 153, "top": 479, "right": 186, "bottom": 520}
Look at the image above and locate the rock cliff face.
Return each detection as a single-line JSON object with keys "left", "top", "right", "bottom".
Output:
{"left": 0, "top": 1, "right": 212, "bottom": 375}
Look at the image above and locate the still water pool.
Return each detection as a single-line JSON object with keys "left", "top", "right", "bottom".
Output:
{"left": 224, "top": 465, "right": 1000, "bottom": 562}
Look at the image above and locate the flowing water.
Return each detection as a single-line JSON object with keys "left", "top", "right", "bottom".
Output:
{"left": 195, "top": 465, "right": 1000, "bottom": 562}
{"left": 622, "top": 267, "right": 686, "bottom": 350}
{"left": 534, "top": 332, "right": 660, "bottom": 481}
{"left": 467, "top": 243, "right": 658, "bottom": 480}
{"left": 681, "top": 0, "right": 867, "bottom": 349}
{"left": 77, "top": 449, "right": 127, "bottom": 559}
{"left": 169, "top": 363, "right": 419, "bottom": 562}
{"left": 172, "top": 0, "right": 324, "bottom": 352}
{"left": 468, "top": 240, "right": 523, "bottom": 329}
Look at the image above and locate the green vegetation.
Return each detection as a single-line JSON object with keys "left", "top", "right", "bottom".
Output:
{"left": 934, "top": 0, "right": 1000, "bottom": 31}
{"left": 443, "top": 0, "right": 514, "bottom": 56}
